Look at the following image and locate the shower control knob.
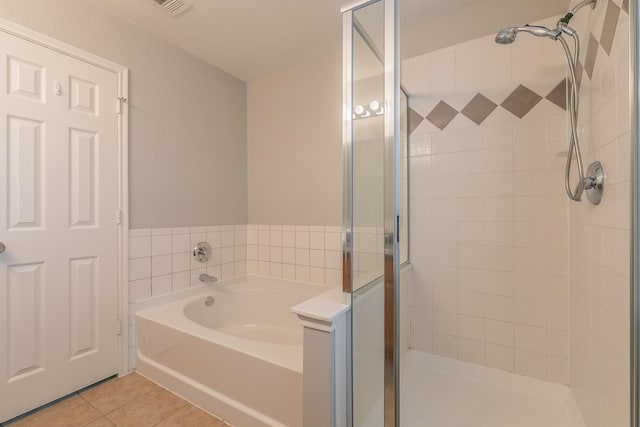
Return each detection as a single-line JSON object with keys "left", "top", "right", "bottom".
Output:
{"left": 0, "top": 242, "right": 5, "bottom": 254}
{"left": 193, "top": 242, "right": 212, "bottom": 263}
{"left": 584, "top": 161, "right": 604, "bottom": 205}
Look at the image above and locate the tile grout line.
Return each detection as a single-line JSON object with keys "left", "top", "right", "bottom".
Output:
{"left": 3, "top": 391, "right": 86, "bottom": 426}
{"left": 148, "top": 380, "right": 198, "bottom": 426}
{"left": 102, "top": 385, "right": 166, "bottom": 422}
{"left": 77, "top": 400, "right": 103, "bottom": 427}
{"left": 79, "top": 375, "right": 165, "bottom": 421}
{"left": 76, "top": 392, "right": 101, "bottom": 415}
{"left": 79, "top": 415, "right": 113, "bottom": 427}
{"left": 149, "top": 400, "right": 190, "bottom": 427}
{"left": 100, "top": 377, "right": 190, "bottom": 427}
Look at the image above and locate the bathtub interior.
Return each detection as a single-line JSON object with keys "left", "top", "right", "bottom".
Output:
{"left": 183, "top": 283, "right": 321, "bottom": 345}
{"left": 134, "top": 275, "right": 332, "bottom": 427}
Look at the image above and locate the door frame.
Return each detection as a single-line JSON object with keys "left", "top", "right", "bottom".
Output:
{"left": 0, "top": 18, "right": 130, "bottom": 376}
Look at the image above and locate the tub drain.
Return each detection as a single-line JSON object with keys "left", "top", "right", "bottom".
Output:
{"left": 205, "top": 296, "right": 214, "bottom": 307}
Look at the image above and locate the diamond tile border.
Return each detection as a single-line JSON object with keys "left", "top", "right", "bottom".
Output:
{"left": 584, "top": 34, "right": 600, "bottom": 80}
{"left": 461, "top": 93, "right": 498, "bottom": 125}
{"left": 408, "top": 108, "right": 425, "bottom": 135}
{"left": 546, "top": 79, "right": 567, "bottom": 111}
{"left": 501, "top": 84, "right": 543, "bottom": 119}
{"left": 410, "top": 80, "right": 565, "bottom": 134}
{"left": 426, "top": 101, "right": 458, "bottom": 130}
{"left": 600, "top": 0, "right": 621, "bottom": 55}
{"left": 407, "top": 0, "right": 628, "bottom": 135}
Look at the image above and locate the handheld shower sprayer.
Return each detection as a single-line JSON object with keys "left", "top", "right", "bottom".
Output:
{"left": 494, "top": 0, "right": 604, "bottom": 205}
{"left": 495, "top": 0, "right": 595, "bottom": 45}
{"left": 494, "top": 25, "right": 560, "bottom": 44}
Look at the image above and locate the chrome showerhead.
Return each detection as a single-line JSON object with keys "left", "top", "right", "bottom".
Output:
{"left": 495, "top": 27, "right": 517, "bottom": 44}
{"left": 494, "top": 25, "right": 561, "bottom": 44}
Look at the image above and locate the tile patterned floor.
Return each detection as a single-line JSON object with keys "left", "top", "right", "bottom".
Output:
{"left": 3, "top": 373, "right": 230, "bottom": 427}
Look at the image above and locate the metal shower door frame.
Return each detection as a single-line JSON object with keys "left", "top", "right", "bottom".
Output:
{"left": 382, "top": 1, "right": 400, "bottom": 425}
{"left": 632, "top": 0, "right": 639, "bottom": 424}
{"left": 341, "top": 0, "right": 400, "bottom": 425}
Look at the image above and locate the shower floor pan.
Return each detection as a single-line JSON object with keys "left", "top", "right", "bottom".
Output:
{"left": 400, "top": 350, "right": 586, "bottom": 427}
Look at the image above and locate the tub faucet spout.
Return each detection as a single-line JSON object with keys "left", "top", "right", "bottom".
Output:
{"left": 199, "top": 273, "right": 218, "bottom": 283}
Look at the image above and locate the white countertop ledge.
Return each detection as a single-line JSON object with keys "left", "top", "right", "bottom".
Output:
{"left": 291, "top": 286, "right": 350, "bottom": 332}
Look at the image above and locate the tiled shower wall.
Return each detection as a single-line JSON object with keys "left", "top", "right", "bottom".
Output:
{"left": 403, "top": 15, "right": 573, "bottom": 383}
{"left": 569, "top": 1, "right": 631, "bottom": 425}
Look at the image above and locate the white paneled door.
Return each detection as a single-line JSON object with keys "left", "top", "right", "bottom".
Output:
{"left": 0, "top": 30, "right": 120, "bottom": 421}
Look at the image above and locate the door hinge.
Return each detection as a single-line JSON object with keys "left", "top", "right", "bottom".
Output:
{"left": 116, "top": 96, "right": 127, "bottom": 114}
{"left": 116, "top": 319, "right": 122, "bottom": 336}
{"left": 115, "top": 209, "right": 122, "bottom": 224}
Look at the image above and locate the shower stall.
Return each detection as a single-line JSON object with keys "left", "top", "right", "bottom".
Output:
{"left": 342, "top": 0, "right": 637, "bottom": 425}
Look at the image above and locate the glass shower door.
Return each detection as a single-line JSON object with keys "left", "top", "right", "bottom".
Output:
{"left": 342, "top": 0, "right": 400, "bottom": 426}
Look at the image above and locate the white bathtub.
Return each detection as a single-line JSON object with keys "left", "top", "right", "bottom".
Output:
{"left": 135, "top": 275, "right": 326, "bottom": 427}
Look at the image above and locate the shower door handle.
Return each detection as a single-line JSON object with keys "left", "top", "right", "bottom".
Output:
{"left": 0, "top": 242, "right": 5, "bottom": 254}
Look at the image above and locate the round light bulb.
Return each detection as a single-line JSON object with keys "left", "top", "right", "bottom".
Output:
{"left": 354, "top": 104, "right": 364, "bottom": 115}
{"left": 370, "top": 100, "right": 380, "bottom": 111}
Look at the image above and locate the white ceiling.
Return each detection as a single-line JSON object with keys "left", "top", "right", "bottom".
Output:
{"left": 92, "top": 0, "right": 571, "bottom": 82}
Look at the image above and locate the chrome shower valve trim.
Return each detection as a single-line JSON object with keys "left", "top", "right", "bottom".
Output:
{"left": 193, "top": 241, "right": 212, "bottom": 263}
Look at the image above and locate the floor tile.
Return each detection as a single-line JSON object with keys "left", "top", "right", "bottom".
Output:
{"left": 80, "top": 373, "right": 160, "bottom": 414}
{"left": 83, "top": 417, "right": 115, "bottom": 427}
{"left": 154, "top": 405, "right": 228, "bottom": 427}
{"left": 6, "top": 395, "right": 101, "bottom": 427}
{"left": 106, "top": 388, "right": 187, "bottom": 427}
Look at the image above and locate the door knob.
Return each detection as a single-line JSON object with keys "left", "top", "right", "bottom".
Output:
{"left": 0, "top": 242, "right": 5, "bottom": 253}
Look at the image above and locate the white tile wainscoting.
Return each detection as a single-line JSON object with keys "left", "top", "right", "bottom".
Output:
{"left": 246, "top": 225, "right": 343, "bottom": 286}
{"left": 129, "top": 225, "right": 248, "bottom": 298}
{"left": 127, "top": 224, "right": 344, "bottom": 369}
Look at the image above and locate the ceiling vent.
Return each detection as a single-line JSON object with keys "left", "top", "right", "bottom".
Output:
{"left": 152, "top": 0, "right": 192, "bottom": 17}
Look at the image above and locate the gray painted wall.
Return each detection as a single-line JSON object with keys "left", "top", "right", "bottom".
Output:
{"left": 0, "top": 0, "right": 248, "bottom": 228}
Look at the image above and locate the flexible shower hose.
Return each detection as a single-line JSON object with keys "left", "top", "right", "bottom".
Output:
{"left": 558, "top": 34, "right": 586, "bottom": 201}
